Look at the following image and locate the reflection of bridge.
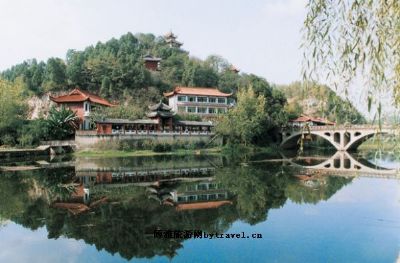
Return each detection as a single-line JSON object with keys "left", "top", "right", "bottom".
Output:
{"left": 283, "top": 151, "right": 400, "bottom": 179}
{"left": 281, "top": 125, "right": 398, "bottom": 151}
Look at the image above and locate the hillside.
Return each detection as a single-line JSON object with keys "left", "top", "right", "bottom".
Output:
{"left": 1, "top": 32, "right": 273, "bottom": 100}
{"left": 278, "top": 81, "right": 366, "bottom": 124}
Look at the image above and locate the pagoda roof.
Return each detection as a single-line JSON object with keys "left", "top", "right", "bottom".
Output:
{"left": 143, "top": 54, "right": 161, "bottom": 62}
{"left": 164, "top": 87, "right": 232, "bottom": 98}
{"left": 148, "top": 101, "right": 172, "bottom": 111}
{"left": 147, "top": 111, "right": 175, "bottom": 118}
{"left": 50, "top": 88, "right": 115, "bottom": 107}
{"left": 164, "top": 31, "right": 177, "bottom": 39}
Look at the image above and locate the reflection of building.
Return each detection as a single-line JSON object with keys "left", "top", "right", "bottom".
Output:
{"left": 167, "top": 181, "right": 232, "bottom": 211}
{"left": 289, "top": 115, "right": 335, "bottom": 128}
{"left": 50, "top": 88, "right": 114, "bottom": 130}
{"left": 164, "top": 87, "right": 233, "bottom": 116}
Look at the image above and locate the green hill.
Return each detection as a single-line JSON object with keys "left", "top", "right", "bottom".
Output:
{"left": 278, "top": 81, "right": 366, "bottom": 124}
{"left": 1, "top": 32, "right": 272, "bottom": 101}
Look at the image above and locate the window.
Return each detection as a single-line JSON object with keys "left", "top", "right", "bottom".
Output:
{"left": 197, "top": 184, "right": 208, "bottom": 190}
{"left": 197, "top": 96, "right": 207, "bottom": 103}
{"left": 208, "top": 97, "right": 216, "bottom": 103}
{"left": 217, "top": 98, "right": 226, "bottom": 104}
{"left": 208, "top": 108, "right": 216, "bottom": 114}
{"left": 217, "top": 108, "right": 226, "bottom": 114}
{"left": 188, "top": 96, "right": 196, "bottom": 102}
{"left": 85, "top": 103, "right": 89, "bottom": 111}
{"left": 178, "top": 96, "right": 187, "bottom": 102}
{"left": 197, "top": 107, "right": 207, "bottom": 114}
{"left": 199, "top": 194, "right": 208, "bottom": 201}
{"left": 187, "top": 107, "right": 196, "bottom": 113}
{"left": 178, "top": 106, "right": 186, "bottom": 113}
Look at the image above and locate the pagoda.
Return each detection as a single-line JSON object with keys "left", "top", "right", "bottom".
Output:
{"left": 164, "top": 31, "right": 183, "bottom": 48}
{"left": 147, "top": 101, "right": 175, "bottom": 131}
{"left": 229, "top": 65, "right": 240, "bottom": 74}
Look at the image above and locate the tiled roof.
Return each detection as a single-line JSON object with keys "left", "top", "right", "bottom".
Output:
{"left": 50, "top": 88, "right": 115, "bottom": 107}
{"left": 164, "top": 87, "right": 232, "bottom": 97}
{"left": 290, "top": 115, "right": 335, "bottom": 125}
{"left": 148, "top": 101, "right": 172, "bottom": 111}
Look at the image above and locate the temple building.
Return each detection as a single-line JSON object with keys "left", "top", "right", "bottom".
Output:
{"left": 164, "top": 87, "right": 233, "bottom": 116}
{"left": 50, "top": 88, "right": 115, "bottom": 130}
{"left": 164, "top": 31, "right": 183, "bottom": 48}
{"left": 143, "top": 54, "right": 161, "bottom": 71}
{"left": 288, "top": 115, "right": 336, "bottom": 127}
{"left": 147, "top": 101, "right": 175, "bottom": 131}
{"left": 95, "top": 101, "right": 213, "bottom": 135}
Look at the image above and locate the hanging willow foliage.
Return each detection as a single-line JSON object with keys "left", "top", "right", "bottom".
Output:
{"left": 302, "top": 0, "right": 400, "bottom": 108}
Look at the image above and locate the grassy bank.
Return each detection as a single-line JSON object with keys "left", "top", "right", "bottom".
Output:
{"left": 358, "top": 138, "right": 400, "bottom": 151}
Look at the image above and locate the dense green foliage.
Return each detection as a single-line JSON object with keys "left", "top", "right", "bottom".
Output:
{"left": 1, "top": 32, "right": 271, "bottom": 100}
{"left": 217, "top": 85, "right": 287, "bottom": 146}
{"left": 0, "top": 78, "right": 78, "bottom": 147}
{"left": 279, "top": 81, "right": 366, "bottom": 124}
{"left": 45, "top": 106, "right": 79, "bottom": 140}
{"left": 0, "top": 78, "right": 29, "bottom": 146}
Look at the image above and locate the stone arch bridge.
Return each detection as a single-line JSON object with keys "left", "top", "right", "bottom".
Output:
{"left": 281, "top": 125, "right": 398, "bottom": 151}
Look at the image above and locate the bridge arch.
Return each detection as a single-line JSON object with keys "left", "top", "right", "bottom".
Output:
{"left": 281, "top": 126, "right": 396, "bottom": 151}
{"left": 344, "top": 130, "right": 390, "bottom": 151}
{"left": 280, "top": 130, "right": 340, "bottom": 150}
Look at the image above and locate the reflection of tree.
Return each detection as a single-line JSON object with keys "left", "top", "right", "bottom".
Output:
{"left": 215, "top": 165, "right": 290, "bottom": 225}
{"left": 0, "top": 161, "right": 354, "bottom": 261}
{"left": 285, "top": 175, "right": 353, "bottom": 204}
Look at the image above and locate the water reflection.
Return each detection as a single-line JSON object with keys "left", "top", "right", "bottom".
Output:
{"left": 0, "top": 153, "right": 389, "bottom": 261}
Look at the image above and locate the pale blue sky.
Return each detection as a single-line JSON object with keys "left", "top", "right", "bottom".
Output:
{"left": 0, "top": 0, "right": 307, "bottom": 85}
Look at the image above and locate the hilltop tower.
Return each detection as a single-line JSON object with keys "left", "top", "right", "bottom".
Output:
{"left": 164, "top": 31, "right": 183, "bottom": 48}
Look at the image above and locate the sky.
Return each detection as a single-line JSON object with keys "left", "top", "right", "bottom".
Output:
{"left": 0, "top": 0, "right": 307, "bottom": 85}
{"left": 1, "top": 0, "right": 397, "bottom": 118}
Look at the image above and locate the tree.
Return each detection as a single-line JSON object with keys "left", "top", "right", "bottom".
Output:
{"left": 45, "top": 106, "right": 79, "bottom": 140}
{"left": 303, "top": 0, "right": 400, "bottom": 108}
{"left": 43, "top": 58, "right": 67, "bottom": 91}
{"left": 217, "top": 86, "right": 266, "bottom": 145}
{"left": 0, "top": 78, "right": 28, "bottom": 146}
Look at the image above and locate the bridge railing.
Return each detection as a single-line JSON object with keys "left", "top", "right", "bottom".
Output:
{"left": 282, "top": 124, "right": 398, "bottom": 132}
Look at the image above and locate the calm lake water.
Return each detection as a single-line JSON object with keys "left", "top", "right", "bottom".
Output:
{"left": 0, "top": 151, "right": 399, "bottom": 263}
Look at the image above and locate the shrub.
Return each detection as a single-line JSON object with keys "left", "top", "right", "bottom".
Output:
{"left": 152, "top": 143, "right": 172, "bottom": 152}
{"left": 1, "top": 134, "right": 16, "bottom": 147}
{"left": 18, "top": 134, "right": 34, "bottom": 147}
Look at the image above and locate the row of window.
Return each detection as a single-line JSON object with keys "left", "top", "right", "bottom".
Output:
{"left": 178, "top": 106, "right": 226, "bottom": 114}
{"left": 177, "top": 193, "right": 228, "bottom": 202}
{"left": 177, "top": 95, "right": 227, "bottom": 104}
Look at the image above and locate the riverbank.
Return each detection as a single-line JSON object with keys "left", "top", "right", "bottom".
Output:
{"left": 75, "top": 147, "right": 223, "bottom": 157}
{"left": 357, "top": 138, "right": 399, "bottom": 151}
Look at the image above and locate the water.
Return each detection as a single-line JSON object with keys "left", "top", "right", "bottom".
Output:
{"left": 0, "top": 152, "right": 399, "bottom": 263}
